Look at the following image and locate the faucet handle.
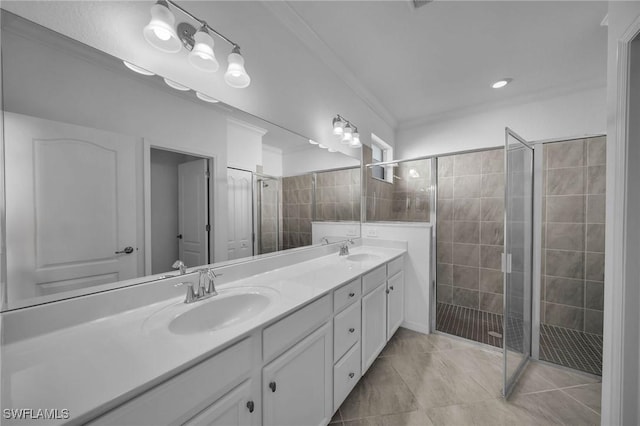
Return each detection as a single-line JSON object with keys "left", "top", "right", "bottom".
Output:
{"left": 172, "top": 260, "right": 186, "bottom": 275}
{"left": 175, "top": 282, "right": 197, "bottom": 303}
{"left": 206, "top": 269, "right": 219, "bottom": 296}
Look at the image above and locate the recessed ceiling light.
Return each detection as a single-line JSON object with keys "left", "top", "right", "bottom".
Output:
{"left": 492, "top": 78, "right": 513, "bottom": 89}
{"left": 308, "top": 139, "right": 319, "bottom": 145}
{"left": 123, "top": 60, "right": 155, "bottom": 76}
{"left": 164, "top": 78, "right": 190, "bottom": 91}
{"left": 196, "top": 92, "right": 219, "bottom": 103}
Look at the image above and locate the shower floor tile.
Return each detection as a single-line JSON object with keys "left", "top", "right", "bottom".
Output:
{"left": 435, "top": 303, "right": 603, "bottom": 376}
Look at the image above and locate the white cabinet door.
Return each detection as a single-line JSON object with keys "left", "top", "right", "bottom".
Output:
{"left": 387, "top": 271, "right": 405, "bottom": 340}
{"left": 262, "top": 322, "right": 332, "bottom": 426}
{"left": 184, "top": 380, "right": 257, "bottom": 426}
{"left": 361, "top": 282, "right": 387, "bottom": 374}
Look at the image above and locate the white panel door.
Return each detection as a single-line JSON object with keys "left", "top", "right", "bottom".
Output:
{"left": 4, "top": 112, "right": 138, "bottom": 299}
{"left": 178, "top": 159, "right": 209, "bottom": 268}
{"left": 227, "top": 168, "right": 253, "bottom": 260}
{"left": 361, "top": 282, "right": 387, "bottom": 373}
{"left": 262, "top": 322, "right": 332, "bottom": 426}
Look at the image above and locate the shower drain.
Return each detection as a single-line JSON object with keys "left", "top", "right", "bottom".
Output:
{"left": 488, "top": 331, "right": 503, "bottom": 338}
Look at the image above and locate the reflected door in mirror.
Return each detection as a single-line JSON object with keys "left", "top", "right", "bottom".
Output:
{"left": 178, "top": 159, "right": 209, "bottom": 267}
{"left": 5, "top": 113, "right": 140, "bottom": 299}
{"left": 227, "top": 168, "right": 253, "bottom": 260}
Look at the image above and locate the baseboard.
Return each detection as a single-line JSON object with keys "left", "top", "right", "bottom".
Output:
{"left": 400, "top": 320, "right": 430, "bottom": 335}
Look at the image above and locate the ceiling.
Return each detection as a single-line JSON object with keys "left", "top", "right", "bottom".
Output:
{"left": 1, "top": 1, "right": 608, "bottom": 134}
{"left": 284, "top": 0, "right": 608, "bottom": 127}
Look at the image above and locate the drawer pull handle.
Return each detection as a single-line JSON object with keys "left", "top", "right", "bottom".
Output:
{"left": 348, "top": 372, "right": 355, "bottom": 379}
{"left": 246, "top": 401, "right": 255, "bottom": 413}
{"left": 348, "top": 327, "right": 355, "bottom": 333}
{"left": 348, "top": 292, "right": 355, "bottom": 297}
{"left": 390, "top": 286, "right": 394, "bottom": 291}
{"left": 269, "top": 381, "right": 277, "bottom": 392}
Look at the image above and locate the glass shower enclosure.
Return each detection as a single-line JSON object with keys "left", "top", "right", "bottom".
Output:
{"left": 503, "top": 128, "right": 534, "bottom": 397}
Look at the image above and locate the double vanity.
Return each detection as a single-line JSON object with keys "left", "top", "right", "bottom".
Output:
{"left": 1, "top": 241, "right": 406, "bottom": 426}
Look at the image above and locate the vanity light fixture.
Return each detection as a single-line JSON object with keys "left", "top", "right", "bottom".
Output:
{"left": 164, "top": 78, "right": 190, "bottom": 91}
{"left": 492, "top": 78, "right": 513, "bottom": 89}
{"left": 332, "top": 114, "right": 362, "bottom": 148}
{"left": 196, "top": 92, "right": 219, "bottom": 103}
{"left": 123, "top": 61, "right": 155, "bottom": 76}
{"left": 308, "top": 139, "right": 319, "bottom": 145}
{"left": 318, "top": 143, "right": 328, "bottom": 149}
{"left": 143, "top": 0, "right": 251, "bottom": 88}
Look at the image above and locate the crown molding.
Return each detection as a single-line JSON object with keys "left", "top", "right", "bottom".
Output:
{"left": 261, "top": 1, "right": 398, "bottom": 130}
{"left": 398, "top": 79, "right": 607, "bottom": 131}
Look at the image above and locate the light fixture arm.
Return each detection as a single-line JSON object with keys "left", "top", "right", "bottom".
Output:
{"left": 334, "top": 114, "right": 358, "bottom": 132}
{"left": 165, "top": 0, "right": 240, "bottom": 50}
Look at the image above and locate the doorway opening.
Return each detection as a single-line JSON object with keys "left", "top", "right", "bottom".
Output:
{"left": 149, "top": 147, "right": 212, "bottom": 275}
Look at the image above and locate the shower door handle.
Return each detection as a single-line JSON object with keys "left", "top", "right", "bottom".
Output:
{"left": 501, "top": 253, "right": 512, "bottom": 274}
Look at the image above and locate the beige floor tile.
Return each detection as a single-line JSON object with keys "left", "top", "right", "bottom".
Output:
{"left": 509, "top": 389, "right": 601, "bottom": 425}
{"left": 425, "top": 333, "right": 477, "bottom": 351}
{"left": 380, "top": 328, "right": 438, "bottom": 356}
{"left": 469, "top": 397, "right": 555, "bottom": 426}
{"left": 380, "top": 409, "right": 434, "bottom": 426}
{"left": 511, "top": 363, "right": 557, "bottom": 395}
{"left": 562, "top": 383, "right": 602, "bottom": 414}
{"left": 527, "top": 362, "right": 600, "bottom": 389}
{"left": 330, "top": 410, "right": 343, "bottom": 424}
{"left": 425, "top": 403, "right": 476, "bottom": 426}
{"left": 343, "top": 416, "right": 383, "bottom": 426}
{"left": 340, "top": 358, "right": 418, "bottom": 421}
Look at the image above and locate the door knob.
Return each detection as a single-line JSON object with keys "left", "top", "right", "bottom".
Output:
{"left": 349, "top": 328, "right": 355, "bottom": 333}
{"left": 246, "top": 401, "right": 254, "bottom": 413}
{"left": 176, "top": 234, "right": 183, "bottom": 239}
{"left": 269, "top": 381, "right": 276, "bottom": 392}
{"left": 115, "top": 246, "right": 134, "bottom": 254}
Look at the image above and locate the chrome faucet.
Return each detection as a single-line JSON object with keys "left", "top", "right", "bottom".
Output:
{"left": 176, "top": 268, "right": 221, "bottom": 304}
{"left": 339, "top": 239, "right": 355, "bottom": 256}
{"left": 172, "top": 260, "right": 187, "bottom": 275}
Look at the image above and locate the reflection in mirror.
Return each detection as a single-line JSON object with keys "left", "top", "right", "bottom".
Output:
{"left": 364, "top": 144, "right": 433, "bottom": 223}
{"left": 1, "top": 11, "right": 361, "bottom": 310}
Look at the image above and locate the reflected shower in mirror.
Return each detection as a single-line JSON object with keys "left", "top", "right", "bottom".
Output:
{"left": 0, "top": 11, "right": 361, "bottom": 310}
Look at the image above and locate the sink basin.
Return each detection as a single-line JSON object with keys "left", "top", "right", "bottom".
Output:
{"left": 346, "top": 253, "right": 381, "bottom": 262}
{"left": 146, "top": 287, "right": 278, "bottom": 335}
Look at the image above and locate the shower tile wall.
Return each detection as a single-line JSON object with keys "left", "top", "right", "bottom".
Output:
{"left": 315, "top": 168, "right": 361, "bottom": 221}
{"left": 436, "top": 149, "right": 505, "bottom": 315}
{"left": 281, "top": 174, "right": 313, "bottom": 250}
{"left": 541, "top": 137, "right": 606, "bottom": 335}
{"left": 258, "top": 180, "right": 280, "bottom": 255}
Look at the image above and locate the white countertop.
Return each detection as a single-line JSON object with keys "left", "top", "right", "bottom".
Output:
{"left": 0, "top": 244, "right": 405, "bottom": 425}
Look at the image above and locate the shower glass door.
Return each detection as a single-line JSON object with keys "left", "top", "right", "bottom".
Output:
{"left": 503, "top": 128, "right": 534, "bottom": 397}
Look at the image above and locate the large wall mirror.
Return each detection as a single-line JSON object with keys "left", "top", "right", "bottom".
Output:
{"left": 0, "top": 11, "right": 362, "bottom": 311}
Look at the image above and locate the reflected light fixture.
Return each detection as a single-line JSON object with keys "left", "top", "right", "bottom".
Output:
{"left": 318, "top": 144, "right": 328, "bottom": 149}
{"left": 308, "top": 139, "right": 319, "bottom": 145}
{"left": 142, "top": 0, "right": 251, "bottom": 88}
{"left": 328, "top": 148, "right": 338, "bottom": 153}
{"left": 332, "top": 116, "right": 345, "bottom": 136}
{"left": 123, "top": 61, "right": 155, "bottom": 76}
{"left": 332, "top": 114, "right": 361, "bottom": 148}
{"left": 196, "top": 92, "right": 219, "bottom": 103}
{"left": 409, "top": 168, "right": 420, "bottom": 178}
{"left": 164, "top": 78, "right": 190, "bottom": 91}
{"left": 492, "top": 78, "right": 513, "bottom": 89}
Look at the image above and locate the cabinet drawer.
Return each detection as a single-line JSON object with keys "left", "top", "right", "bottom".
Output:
{"left": 333, "top": 300, "right": 361, "bottom": 360}
{"left": 334, "top": 278, "right": 361, "bottom": 313}
{"left": 89, "top": 337, "right": 253, "bottom": 426}
{"left": 387, "top": 256, "right": 403, "bottom": 278}
{"left": 333, "top": 343, "right": 361, "bottom": 410}
{"left": 362, "top": 265, "right": 386, "bottom": 295}
{"left": 263, "top": 294, "right": 331, "bottom": 362}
